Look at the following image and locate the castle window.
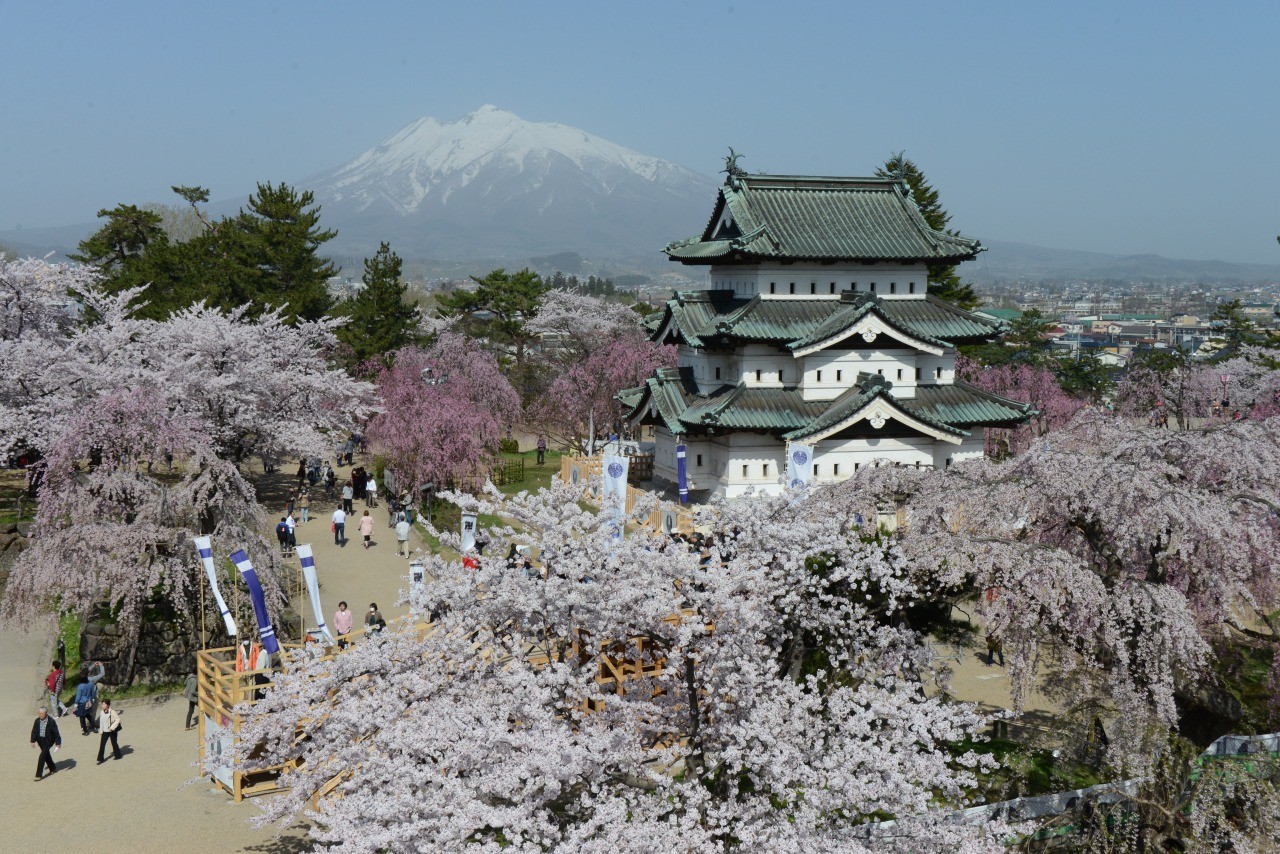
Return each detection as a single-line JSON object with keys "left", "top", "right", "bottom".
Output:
{"left": 935, "top": 367, "right": 943, "bottom": 380}
{"left": 915, "top": 367, "right": 921, "bottom": 381}
{"left": 755, "top": 369, "right": 762, "bottom": 381}
{"left": 829, "top": 282, "right": 836, "bottom": 294}
{"left": 742, "top": 464, "right": 749, "bottom": 478}
{"left": 896, "top": 369, "right": 903, "bottom": 380}
{"left": 696, "top": 454, "right": 703, "bottom": 467}
{"left": 890, "top": 282, "right": 897, "bottom": 294}
{"left": 810, "top": 283, "right": 816, "bottom": 294}
{"left": 834, "top": 463, "right": 841, "bottom": 476}
{"left": 715, "top": 367, "right": 721, "bottom": 380}
{"left": 836, "top": 370, "right": 843, "bottom": 382}
{"left": 816, "top": 370, "right": 823, "bottom": 382}
{"left": 909, "top": 282, "right": 916, "bottom": 294}
{"left": 877, "top": 369, "right": 884, "bottom": 376}
{"left": 770, "top": 283, "right": 776, "bottom": 294}
{"left": 778, "top": 370, "right": 784, "bottom": 383}
{"left": 789, "top": 282, "right": 796, "bottom": 294}
{"left": 813, "top": 464, "right": 819, "bottom": 476}
{"left": 870, "top": 282, "right": 877, "bottom": 293}
{"left": 945, "top": 457, "right": 953, "bottom": 469}
{"left": 763, "top": 463, "right": 770, "bottom": 477}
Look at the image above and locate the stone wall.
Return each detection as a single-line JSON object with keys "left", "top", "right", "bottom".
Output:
{"left": 80, "top": 615, "right": 198, "bottom": 688}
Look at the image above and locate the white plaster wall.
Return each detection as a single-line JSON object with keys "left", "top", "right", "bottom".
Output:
{"left": 709, "top": 262, "right": 929, "bottom": 301}
{"left": 812, "top": 436, "right": 939, "bottom": 479}
{"left": 916, "top": 353, "right": 959, "bottom": 385}
{"left": 801, "top": 349, "right": 920, "bottom": 400}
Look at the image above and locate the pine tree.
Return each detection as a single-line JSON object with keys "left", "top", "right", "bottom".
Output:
{"left": 337, "top": 242, "right": 418, "bottom": 366}
{"left": 217, "top": 182, "right": 338, "bottom": 322}
{"left": 876, "top": 153, "right": 981, "bottom": 311}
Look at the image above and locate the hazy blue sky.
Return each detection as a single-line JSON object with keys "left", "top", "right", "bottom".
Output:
{"left": 3, "top": 0, "right": 1278, "bottom": 262}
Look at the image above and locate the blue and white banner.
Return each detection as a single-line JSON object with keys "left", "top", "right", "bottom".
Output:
{"left": 676, "top": 444, "right": 689, "bottom": 504}
{"left": 788, "top": 443, "right": 815, "bottom": 490}
{"left": 602, "top": 454, "right": 629, "bottom": 542}
{"left": 460, "top": 512, "right": 478, "bottom": 553}
{"left": 295, "top": 544, "right": 334, "bottom": 645}
{"left": 193, "top": 536, "right": 236, "bottom": 637}
{"left": 602, "top": 454, "right": 628, "bottom": 508}
{"left": 230, "top": 549, "right": 279, "bottom": 655}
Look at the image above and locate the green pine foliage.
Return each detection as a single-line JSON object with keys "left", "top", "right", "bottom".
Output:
{"left": 74, "top": 182, "right": 338, "bottom": 322}
{"left": 336, "top": 242, "right": 419, "bottom": 366}
{"left": 876, "top": 153, "right": 981, "bottom": 311}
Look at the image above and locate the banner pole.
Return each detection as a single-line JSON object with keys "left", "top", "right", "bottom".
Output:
{"left": 200, "top": 564, "right": 206, "bottom": 650}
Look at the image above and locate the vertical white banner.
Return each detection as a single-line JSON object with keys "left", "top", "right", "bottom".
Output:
{"left": 193, "top": 536, "right": 237, "bottom": 637}
{"left": 602, "top": 454, "right": 629, "bottom": 542}
{"left": 788, "top": 444, "right": 815, "bottom": 490}
{"left": 295, "top": 544, "right": 334, "bottom": 644}
{"left": 460, "top": 512, "right": 478, "bottom": 553}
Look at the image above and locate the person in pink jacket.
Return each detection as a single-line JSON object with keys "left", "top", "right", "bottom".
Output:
{"left": 359, "top": 510, "right": 375, "bottom": 549}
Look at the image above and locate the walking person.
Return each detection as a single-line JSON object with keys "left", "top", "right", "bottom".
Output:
{"left": 333, "top": 601, "right": 354, "bottom": 648}
{"left": 44, "top": 661, "right": 68, "bottom": 718}
{"left": 365, "top": 472, "right": 378, "bottom": 508}
{"left": 985, "top": 632, "right": 1005, "bottom": 667}
{"left": 295, "top": 459, "right": 307, "bottom": 490}
{"left": 395, "top": 514, "right": 411, "bottom": 557}
{"left": 184, "top": 673, "right": 199, "bottom": 730}
{"left": 96, "top": 699, "right": 123, "bottom": 763}
{"left": 332, "top": 505, "right": 347, "bottom": 547}
{"left": 31, "top": 707, "right": 61, "bottom": 781}
{"left": 82, "top": 660, "right": 104, "bottom": 731}
{"left": 359, "top": 510, "right": 375, "bottom": 549}
{"left": 536, "top": 435, "right": 547, "bottom": 466}
{"left": 285, "top": 511, "right": 298, "bottom": 547}
{"left": 73, "top": 674, "right": 96, "bottom": 735}
{"left": 322, "top": 462, "right": 336, "bottom": 498}
{"left": 297, "top": 491, "right": 311, "bottom": 524}
{"left": 342, "top": 482, "right": 354, "bottom": 515}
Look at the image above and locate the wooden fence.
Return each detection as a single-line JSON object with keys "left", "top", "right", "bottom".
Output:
{"left": 560, "top": 454, "right": 695, "bottom": 536}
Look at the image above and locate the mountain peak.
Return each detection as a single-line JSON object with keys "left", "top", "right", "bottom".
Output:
{"left": 302, "top": 108, "right": 718, "bottom": 261}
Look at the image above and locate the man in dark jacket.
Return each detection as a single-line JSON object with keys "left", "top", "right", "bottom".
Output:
{"left": 31, "top": 706, "right": 61, "bottom": 780}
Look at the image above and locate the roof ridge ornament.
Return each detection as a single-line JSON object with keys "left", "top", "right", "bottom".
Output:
{"left": 722, "top": 147, "right": 747, "bottom": 188}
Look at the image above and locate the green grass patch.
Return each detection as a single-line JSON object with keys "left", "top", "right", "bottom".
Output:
{"left": 58, "top": 613, "right": 82, "bottom": 672}
{"left": 953, "top": 737, "right": 1105, "bottom": 802}
{"left": 494, "top": 450, "right": 561, "bottom": 497}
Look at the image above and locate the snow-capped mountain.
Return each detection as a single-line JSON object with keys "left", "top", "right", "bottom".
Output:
{"left": 304, "top": 105, "right": 718, "bottom": 262}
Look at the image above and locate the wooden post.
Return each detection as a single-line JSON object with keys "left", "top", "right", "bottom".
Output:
{"left": 200, "top": 568, "right": 206, "bottom": 650}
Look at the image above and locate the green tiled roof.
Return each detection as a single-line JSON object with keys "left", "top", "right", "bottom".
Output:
{"left": 977, "top": 308, "right": 1022, "bottom": 321}
{"left": 653, "top": 291, "right": 1000, "bottom": 350}
{"left": 907, "top": 381, "right": 1034, "bottom": 426}
{"left": 879, "top": 296, "right": 1003, "bottom": 342}
{"left": 665, "top": 174, "right": 982, "bottom": 264}
{"left": 623, "top": 371, "right": 1026, "bottom": 439}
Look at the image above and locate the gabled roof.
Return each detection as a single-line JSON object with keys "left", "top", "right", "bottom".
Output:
{"left": 782, "top": 376, "right": 967, "bottom": 444}
{"left": 665, "top": 173, "right": 982, "bottom": 265}
{"left": 907, "top": 380, "right": 1034, "bottom": 426}
{"left": 652, "top": 290, "right": 1001, "bottom": 351}
{"left": 621, "top": 372, "right": 1030, "bottom": 441}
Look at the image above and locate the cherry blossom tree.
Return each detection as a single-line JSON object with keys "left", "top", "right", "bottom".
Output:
{"left": 0, "top": 257, "right": 376, "bottom": 669}
{"left": 1115, "top": 350, "right": 1280, "bottom": 427}
{"left": 827, "top": 411, "right": 1280, "bottom": 770}
{"left": 366, "top": 333, "right": 521, "bottom": 492}
{"left": 527, "top": 291, "right": 674, "bottom": 447}
{"left": 956, "top": 355, "right": 1083, "bottom": 457}
{"left": 231, "top": 483, "right": 1013, "bottom": 852}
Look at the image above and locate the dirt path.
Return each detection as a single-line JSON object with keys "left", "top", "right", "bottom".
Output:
{"left": 0, "top": 623, "right": 309, "bottom": 852}
{"left": 0, "top": 456, "right": 432, "bottom": 852}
